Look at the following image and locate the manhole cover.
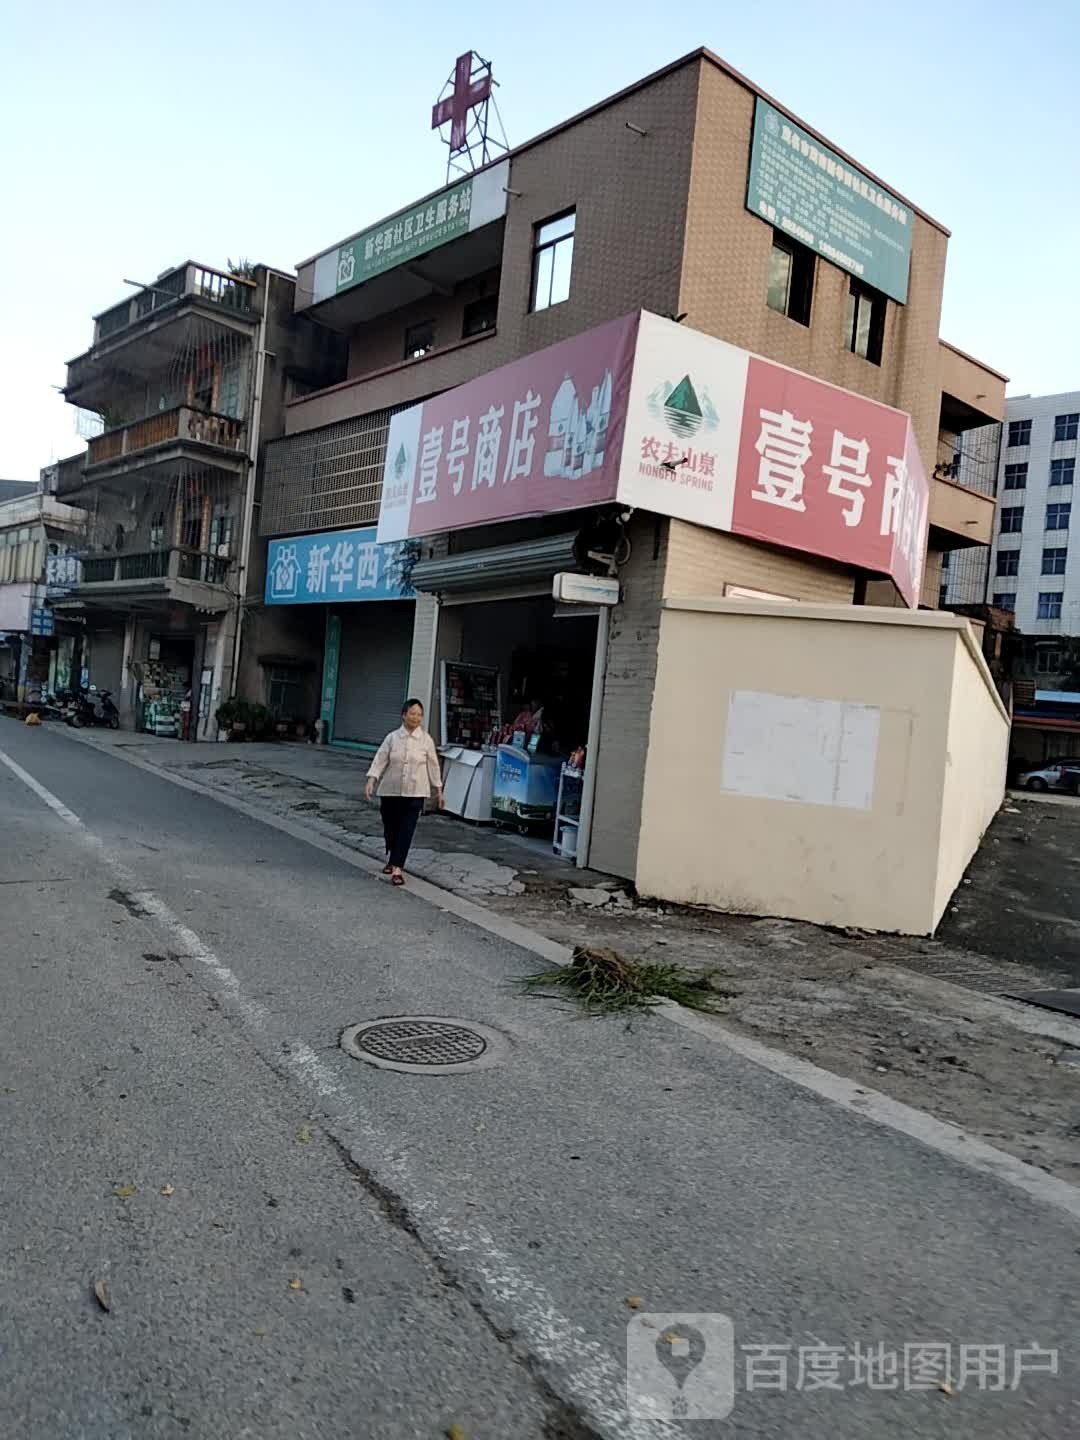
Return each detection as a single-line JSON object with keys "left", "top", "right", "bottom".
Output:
{"left": 340, "top": 1016, "right": 508, "bottom": 1074}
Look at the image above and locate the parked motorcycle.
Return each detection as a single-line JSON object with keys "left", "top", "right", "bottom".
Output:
{"left": 66, "top": 685, "right": 120, "bottom": 729}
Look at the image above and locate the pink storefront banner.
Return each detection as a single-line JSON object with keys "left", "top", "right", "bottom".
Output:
{"left": 376, "top": 314, "right": 640, "bottom": 544}
{"left": 377, "top": 310, "right": 929, "bottom": 607}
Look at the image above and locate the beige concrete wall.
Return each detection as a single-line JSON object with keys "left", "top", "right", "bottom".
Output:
{"left": 636, "top": 599, "right": 1008, "bottom": 934}
{"left": 934, "top": 626, "right": 1010, "bottom": 921}
{"left": 928, "top": 475, "right": 996, "bottom": 548}
{"left": 939, "top": 342, "right": 1007, "bottom": 424}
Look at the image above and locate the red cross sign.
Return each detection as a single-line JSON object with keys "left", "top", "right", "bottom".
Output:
{"left": 432, "top": 52, "right": 492, "bottom": 152}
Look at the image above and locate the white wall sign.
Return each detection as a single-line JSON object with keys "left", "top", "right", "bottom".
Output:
{"left": 552, "top": 572, "right": 620, "bottom": 606}
{"left": 721, "top": 689, "right": 880, "bottom": 810}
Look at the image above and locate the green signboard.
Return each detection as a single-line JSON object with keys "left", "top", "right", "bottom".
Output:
{"left": 746, "top": 98, "right": 912, "bottom": 305}
{"left": 334, "top": 175, "right": 475, "bottom": 295}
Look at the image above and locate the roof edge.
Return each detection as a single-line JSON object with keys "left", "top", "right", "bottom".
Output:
{"left": 940, "top": 338, "right": 1009, "bottom": 385}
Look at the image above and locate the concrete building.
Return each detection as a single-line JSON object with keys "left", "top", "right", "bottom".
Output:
{"left": 986, "top": 391, "right": 1080, "bottom": 638}
{"left": 250, "top": 47, "right": 1008, "bottom": 928}
{"left": 58, "top": 262, "right": 344, "bottom": 737}
{"left": 0, "top": 477, "right": 86, "bottom": 706}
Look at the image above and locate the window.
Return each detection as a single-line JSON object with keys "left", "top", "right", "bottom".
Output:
{"left": 843, "top": 279, "right": 885, "bottom": 364}
{"left": 1000, "top": 506, "right": 1024, "bottom": 534}
{"left": 530, "top": 211, "right": 575, "bottom": 312}
{"left": 1038, "top": 592, "right": 1063, "bottom": 620}
{"left": 1003, "top": 462, "right": 1028, "bottom": 489}
{"left": 1050, "top": 457, "right": 1075, "bottom": 487}
{"left": 938, "top": 582, "right": 949, "bottom": 607}
{"left": 267, "top": 665, "right": 303, "bottom": 720}
{"left": 941, "top": 550, "right": 951, "bottom": 570}
{"left": 1043, "top": 547, "right": 1068, "bottom": 574}
{"left": 1036, "top": 649, "right": 1062, "bottom": 674}
{"left": 1054, "top": 412, "right": 1079, "bottom": 442}
{"left": 767, "top": 232, "right": 814, "bottom": 326}
{"left": 193, "top": 366, "right": 214, "bottom": 411}
{"left": 218, "top": 362, "right": 242, "bottom": 419}
{"left": 150, "top": 512, "right": 165, "bottom": 549}
{"left": 210, "top": 509, "right": 234, "bottom": 554}
{"left": 1008, "top": 418, "right": 1032, "bottom": 448}
{"left": 1047, "top": 502, "right": 1072, "bottom": 531}
{"left": 462, "top": 294, "right": 498, "bottom": 339}
{"left": 996, "top": 551, "right": 1019, "bottom": 576}
{"left": 404, "top": 320, "right": 434, "bottom": 360}
{"left": 994, "top": 592, "right": 1016, "bottom": 612}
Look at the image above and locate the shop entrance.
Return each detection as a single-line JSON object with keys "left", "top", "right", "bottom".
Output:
{"left": 434, "top": 594, "right": 603, "bottom": 863}
{"left": 140, "top": 632, "right": 196, "bottom": 738}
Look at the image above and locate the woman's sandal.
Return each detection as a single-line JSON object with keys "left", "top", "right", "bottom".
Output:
{"left": 382, "top": 863, "right": 393, "bottom": 875}
{"left": 391, "top": 873, "right": 405, "bottom": 887}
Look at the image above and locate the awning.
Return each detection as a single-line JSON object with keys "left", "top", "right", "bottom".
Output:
{"left": 410, "top": 532, "right": 579, "bottom": 594}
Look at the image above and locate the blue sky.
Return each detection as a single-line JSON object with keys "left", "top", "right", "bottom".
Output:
{"left": 1, "top": 0, "right": 1077, "bottom": 478}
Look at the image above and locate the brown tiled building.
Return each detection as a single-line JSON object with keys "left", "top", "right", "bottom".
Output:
{"left": 256, "top": 47, "right": 1007, "bottom": 883}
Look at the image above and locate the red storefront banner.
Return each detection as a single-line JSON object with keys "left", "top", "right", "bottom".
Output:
{"left": 378, "top": 310, "right": 929, "bottom": 607}
{"left": 376, "top": 313, "right": 640, "bottom": 544}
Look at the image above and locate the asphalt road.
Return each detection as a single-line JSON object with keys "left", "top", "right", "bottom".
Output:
{"left": 1, "top": 718, "right": 1077, "bottom": 1439}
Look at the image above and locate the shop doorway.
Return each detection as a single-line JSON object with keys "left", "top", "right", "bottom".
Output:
{"left": 140, "top": 632, "right": 196, "bottom": 738}
{"left": 333, "top": 601, "right": 414, "bottom": 748}
{"left": 434, "top": 594, "right": 603, "bottom": 863}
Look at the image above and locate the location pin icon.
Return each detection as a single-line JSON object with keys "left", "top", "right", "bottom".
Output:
{"left": 656, "top": 1323, "right": 707, "bottom": 1393}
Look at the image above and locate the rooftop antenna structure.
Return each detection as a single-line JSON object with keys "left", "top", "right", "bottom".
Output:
{"left": 431, "top": 51, "right": 508, "bottom": 182}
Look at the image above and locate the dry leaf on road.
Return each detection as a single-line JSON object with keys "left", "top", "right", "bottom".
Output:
{"left": 626, "top": 1295, "right": 642, "bottom": 1310}
{"left": 288, "top": 1277, "right": 303, "bottom": 1291}
{"left": 446, "top": 1426, "right": 467, "bottom": 1440}
{"left": 296, "top": 1127, "right": 312, "bottom": 1144}
{"left": 114, "top": 1184, "right": 136, "bottom": 1198}
{"left": 160, "top": 1184, "right": 175, "bottom": 1197}
{"left": 93, "top": 1280, "right": 111, "bottom": 1313}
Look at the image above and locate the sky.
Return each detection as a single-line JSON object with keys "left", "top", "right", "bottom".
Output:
{"left": 1, "top": 0, "right": 1078, "bottom": 479}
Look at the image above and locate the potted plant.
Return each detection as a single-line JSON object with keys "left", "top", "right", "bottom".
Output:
{"left": 215, "top": 697, "right": 249, "bottom": 740}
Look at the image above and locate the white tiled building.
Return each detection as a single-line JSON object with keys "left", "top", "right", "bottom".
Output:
{"left": 986, "top": 391, "right": 1080, "bottom": 633}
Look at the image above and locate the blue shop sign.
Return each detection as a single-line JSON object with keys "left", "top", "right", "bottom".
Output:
{"left": 265, "top": 526, "right": 414, "bottom": 606}
{"left": 31, "top": 607, "right": 55, "bottom": 636}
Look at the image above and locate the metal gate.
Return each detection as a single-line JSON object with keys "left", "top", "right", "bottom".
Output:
{"left": 333, "top": 602, "right": 414, "bottom": 747}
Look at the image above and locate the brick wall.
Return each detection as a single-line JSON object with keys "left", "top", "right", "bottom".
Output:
{"left": 679, "top": 60, "right": 949, "bottom": 469}
{"left": 665, "top": 520, "right": 854, "bottom": 602}
{"left": 287, "top": 62, "right": 700, "bottom": 432}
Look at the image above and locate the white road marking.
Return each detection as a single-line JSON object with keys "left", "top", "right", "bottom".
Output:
{"left": 0, "top": 747, "right": 85, "bottom": 827}
{"left": 0, "top": 739, "right": 676, "bottom": 1440}
{"left": 27, "top": 730, "right": 1080, "bottom": 1227}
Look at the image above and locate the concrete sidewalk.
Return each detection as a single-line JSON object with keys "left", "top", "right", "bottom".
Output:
{"left": 29, "top": 719, "right": 1080, "bottom": 1187}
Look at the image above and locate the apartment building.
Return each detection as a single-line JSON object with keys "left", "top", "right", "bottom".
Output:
{"left": 57, "top": 262, "right": 344, "bottom": 737}
{"left": 251, "top": 46, "right": 1007, "bottom": 911}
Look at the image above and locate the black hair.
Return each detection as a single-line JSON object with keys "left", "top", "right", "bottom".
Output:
{"left": 401, "top": 698, "right": 424, "bottom": 714}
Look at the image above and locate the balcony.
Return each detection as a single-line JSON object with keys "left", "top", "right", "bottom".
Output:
{"left": 84, "top": 406, "right": 247, "bottom": 482}
{"left": 56, "top": 547, "right": 233, "bottom": 614}
{"left": 66, "top": 263, "right": 258, "bottom": 409}
{"left": 928, "top": 472, "right": 996, "bottom": 550}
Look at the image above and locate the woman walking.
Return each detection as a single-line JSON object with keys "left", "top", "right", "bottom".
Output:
{"left": 365, "top": 699, "right": 443, "bottom": 887}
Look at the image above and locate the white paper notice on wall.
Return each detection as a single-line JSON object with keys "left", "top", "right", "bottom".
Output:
{"left": 721, "top": 691, "right": 880, "bottom": 810}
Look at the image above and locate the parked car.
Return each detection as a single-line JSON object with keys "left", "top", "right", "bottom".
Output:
{"left": 1017, "top": 760, "right": 1080, "bottom": 793}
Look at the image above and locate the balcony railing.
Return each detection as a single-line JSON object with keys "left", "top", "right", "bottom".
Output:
{"left": 93, "top": 264, "right": 257, "bottom": 345}
{"left": 86, "top": 406, "right": 246, "bottom": 469}
{"left": 78, "top": 547, "right": 231, "bottom": 588}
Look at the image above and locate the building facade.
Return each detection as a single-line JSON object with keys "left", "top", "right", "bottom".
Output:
{"left": 0, "top": 478, "right": 86, "bottom": 705}
{"left": 58, "top": 262, "right": 344, "bottom": 738}
{"left": 253, "top": 47, "right": 1006, "bottom": 887}
{"left": 986, "top": 392, "right": 1080, "bottom": 639}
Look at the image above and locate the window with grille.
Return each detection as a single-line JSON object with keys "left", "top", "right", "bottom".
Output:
{"left": 1008, "top": 418, "right": 1032, "bottom": 447}
{"left": 1038, "top": 592, "right": 1063, "bottom": 620}
{"left": 996, "top": 551, "right": 1019, "bottom": 576}
{"left": 1003, "top": 463, "right": 1028, "bottom": 490}
{"left": 1042, "top": 547, "right": 1068, "bottom": 575}
{"left": 1050, "top": 457, "right": 1075, "bottom": 487}
{"left": 1054, "top": 412, "right": 1079, "bottom": 442}
{"left": 993, "top": 592, "right": 1016, "bottom": 612}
